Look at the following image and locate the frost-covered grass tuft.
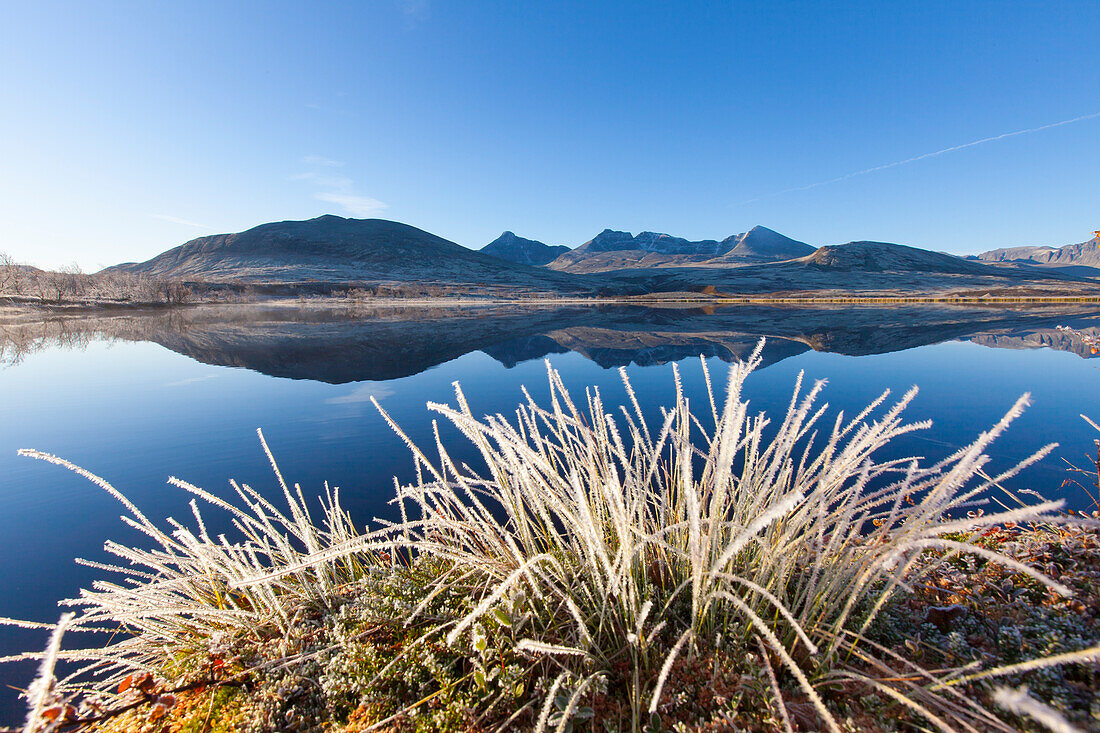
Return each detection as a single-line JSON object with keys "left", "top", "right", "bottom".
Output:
{"left": 254, "top": 340, "right": 1082, "bottom": 730}
{"left": 3, "top": 429, "right": 369, "bottom": 702}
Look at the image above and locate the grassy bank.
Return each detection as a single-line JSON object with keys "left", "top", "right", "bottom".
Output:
{"left": 5, "top": 346, "right": 1099, "bottom": 732}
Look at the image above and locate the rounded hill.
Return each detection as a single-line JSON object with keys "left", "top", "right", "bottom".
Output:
{"left": 106, "top": 216, "right": 582, "bottom": 289}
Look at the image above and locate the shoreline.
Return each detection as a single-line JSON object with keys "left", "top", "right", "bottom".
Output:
{"left": 4, "top": 292, "right": 1100, "bottom": 317}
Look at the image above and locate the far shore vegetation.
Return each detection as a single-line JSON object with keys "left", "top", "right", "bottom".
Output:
{"left": 4, "top": 347, "right": 1099, "bottom": 732}
{"left": 0, "top": 251, "right": 513, "bottom": 307}
{"left": 0, "top": 251, "right": 201, "bottom": 307}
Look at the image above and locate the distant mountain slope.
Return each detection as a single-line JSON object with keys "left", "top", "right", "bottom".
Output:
{"left": 480, "top": 231, "right": 569, "bottom": 266}
{"left": 547, "top": 226, "right": 812, "bottom": 273}
{"left": 712, "top": 226, "right": 816, "bottom": 263}
{"left": 106, "top": 215, "right": 584, "bottom": 291}
{"left": 978, "top": 235, "right": 1100, "bottom": 267}
{"left": 800, "top": 241, "right": 990, "bottom": 275}
{"left": 600, "top": 239, "right": 1098, "bottom": 297}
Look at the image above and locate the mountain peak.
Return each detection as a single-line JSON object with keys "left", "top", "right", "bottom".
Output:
{"left": 481, "top": 231, "right": 569, "bottom": 266}
{"left": 547, "top": 226, "right": 813, "bottom": 272}
{"left": 718, "top": 226, "right": 814, "bottom": 262}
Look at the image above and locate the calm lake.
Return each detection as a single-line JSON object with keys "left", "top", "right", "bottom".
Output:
{"left": 1, "top": 302, "right": 1099, "bottom": 719}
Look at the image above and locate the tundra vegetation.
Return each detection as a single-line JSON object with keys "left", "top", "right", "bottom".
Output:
{"left": 4, "top": 344, "right": 1099, "bottom": 732}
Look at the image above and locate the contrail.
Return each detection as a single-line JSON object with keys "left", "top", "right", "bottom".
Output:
{"left": 739, "top": 111, "right": 1100, "bottom": 204}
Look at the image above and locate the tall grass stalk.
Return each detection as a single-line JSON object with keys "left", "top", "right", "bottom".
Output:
{"left": 21, "top": 613, "right": 73, "bottom": 733}
{"left": 993, "top": 686, "right": 1082, "bottom": 733}
{"left": 2, "top": 430, "right": 367, "bottom": 695}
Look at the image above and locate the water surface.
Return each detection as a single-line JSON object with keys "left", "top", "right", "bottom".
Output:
{"left": 1, "top": 302, "right": 1098, "bottom": 720}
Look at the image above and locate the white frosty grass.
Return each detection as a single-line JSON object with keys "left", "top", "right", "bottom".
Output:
{"left": 7, "top": 341, "right": 1098, "bottom": 730}
{"left": 4, "top": 429, "right": 367, "bottom": 699}
{"left": 993, "top": 686, "right": 1083, "bottom": 733}
{"left": 21, "top": 613, "right": 73, "bottom": 733}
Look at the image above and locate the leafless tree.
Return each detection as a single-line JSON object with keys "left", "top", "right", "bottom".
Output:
{"left": 29, "top": 269, "right": 60, "bottom": 304}
{"left": 59, "top": 263, "right": 87, "bottom": 299}
{"left": 0, "top": 251, "right": 34, "bottom": 297}
{"left": 0, "top": 259, "right": 220, "bottom": 307}
{"left": 0, "top": 251, "right": 15, "bottom": 295}
{"left": 162, "top": 281, "right": 192, "bottom": 305}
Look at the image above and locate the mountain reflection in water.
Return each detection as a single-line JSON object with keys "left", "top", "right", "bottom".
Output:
{"left": 2, "top": 303, "right": 1099, "bottom": 383}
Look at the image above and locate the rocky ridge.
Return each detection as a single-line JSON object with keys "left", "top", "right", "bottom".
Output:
{"left": 480, "top": 231, "right": 569, "bottom": 266}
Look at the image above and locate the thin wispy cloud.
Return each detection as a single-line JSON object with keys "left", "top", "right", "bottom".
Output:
{"left": 296, "top": 155, "right": 388, "bottom": 218}
{"left": 314, "top": 192, "right": 388, "bottom": 217}
{"left": 150, "top": 214, "right": 214, "bottom": 230}
{"left": 740, "top": 111, "right": 1100, "bottom": 204}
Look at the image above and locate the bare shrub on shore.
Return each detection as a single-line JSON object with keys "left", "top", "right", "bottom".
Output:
{"left": 0, "top": 252, "right": 23, "bottom": 296}
{"left": 6, "top": 344, "right": 1099, "bottom": 731}
{"left": 0, "top": 250, "right": 198, "bottom": 306}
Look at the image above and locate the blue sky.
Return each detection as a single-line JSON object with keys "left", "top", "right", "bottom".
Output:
{"left": 1, "top": 0, "right": 1097, "bottom": 269}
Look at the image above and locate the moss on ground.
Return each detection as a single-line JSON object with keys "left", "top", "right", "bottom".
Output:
{"left": 57, "top": 523, "right": 1100, "bottom": 732}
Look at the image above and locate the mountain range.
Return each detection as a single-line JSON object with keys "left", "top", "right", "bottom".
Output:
{"left": 106, "top": 216, "right": 1100, "bottom": 299}
{"left": 975, "top": 234, "right": 1100, "bottom": 268}
{"left": 542, "top": 225, "right": 815, "bottom": 273}
{"left": 108, "top": 216, "right": 582, "bottom": 294}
